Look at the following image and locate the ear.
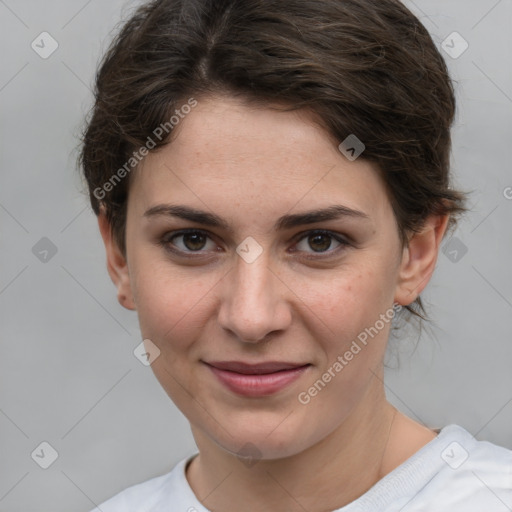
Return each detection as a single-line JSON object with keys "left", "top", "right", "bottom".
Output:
{"left": 97, "top": 208, "right": 136, "bottom": 311}
{"left": 394, "top": 214, "right": 450, "bottom": 306}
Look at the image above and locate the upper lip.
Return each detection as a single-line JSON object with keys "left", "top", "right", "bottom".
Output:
{"left": 205, "top": 361, "right": 310, "bottom": 375}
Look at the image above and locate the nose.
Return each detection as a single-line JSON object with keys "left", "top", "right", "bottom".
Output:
{"left": 217, "top": 252, "right": 292, "bottom": 344}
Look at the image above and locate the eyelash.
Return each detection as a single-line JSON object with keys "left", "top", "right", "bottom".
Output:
{"left": 158, "top": 228, "right": 351, "bottom": 259}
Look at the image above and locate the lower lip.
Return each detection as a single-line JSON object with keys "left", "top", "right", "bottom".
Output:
{"left": 207, "top": 365, "right": 309, "bottom": 397}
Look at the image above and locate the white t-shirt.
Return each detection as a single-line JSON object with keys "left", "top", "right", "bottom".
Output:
{"left": 91, "top": 424, "right": 512, "bottom": 511}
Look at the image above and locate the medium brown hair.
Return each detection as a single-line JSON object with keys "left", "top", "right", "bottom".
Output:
{"left": 79, "top": 0, "right": 465, "bottom": 317}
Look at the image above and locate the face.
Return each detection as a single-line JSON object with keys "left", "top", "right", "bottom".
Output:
{"left": 103, "top": 95, "right": 442, "bottom": 460}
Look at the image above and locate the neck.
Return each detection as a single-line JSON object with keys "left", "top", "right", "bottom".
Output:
{"left": 186, "top": 380, "right": 406, "bottom": 512}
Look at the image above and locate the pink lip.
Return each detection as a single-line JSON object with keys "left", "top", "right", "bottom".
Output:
{"left": 205, "top": 361, "right": 310, "bottom": 397}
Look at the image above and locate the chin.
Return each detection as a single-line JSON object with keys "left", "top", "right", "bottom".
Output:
{"left": 204, "top": 415, "right": 320, "bottom": 462}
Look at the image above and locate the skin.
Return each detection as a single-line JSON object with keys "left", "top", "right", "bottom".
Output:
{"left": 98, "top": 94, "right": 449, "bottom": 511}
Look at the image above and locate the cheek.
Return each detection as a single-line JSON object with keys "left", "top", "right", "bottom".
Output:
{"left": 296, "top": 265, "right": 395, "bottom": 344}
{"left": 131, "top": 257, "right": 217, "bottom": 351}
{"left": 296, "top": 271, "right": 395, "bottom": 420}
{"left": 130, "top": 258, "right": 218, "bottom": 415}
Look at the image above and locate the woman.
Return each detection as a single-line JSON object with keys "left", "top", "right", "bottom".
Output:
{"left": 81, "top": 0, "right": 512, "bottom": 510}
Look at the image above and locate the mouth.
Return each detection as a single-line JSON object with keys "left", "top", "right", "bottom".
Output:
{"left": 203, "top": 361, "right": 311, "bottom": 397}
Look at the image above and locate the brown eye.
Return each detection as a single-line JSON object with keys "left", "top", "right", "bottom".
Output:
{"left": 181, "top": 232, "right": 207, "bottom": 251}
{"left": 307, "top": 233, "right": 333, "bottom": 252}
{"left": 294, "top": 230, "right": 348, "bottom": 255}
{"left": 162, "top": 230, "right": 217, "bottom": 253}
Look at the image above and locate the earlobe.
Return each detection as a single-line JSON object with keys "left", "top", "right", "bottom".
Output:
{"left": 394, "top": 214, "right": 450, "bottom": 306}
{"left": 97, "top": 209, "right": 136, "bottom": 311}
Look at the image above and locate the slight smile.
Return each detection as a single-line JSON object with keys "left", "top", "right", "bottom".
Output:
{"left": 204, "top": 361, "right": 311, "bottom": 397}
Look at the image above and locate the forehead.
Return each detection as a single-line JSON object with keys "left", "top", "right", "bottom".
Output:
{"left": 129, "top": 96, "right": 392, "bottom": 223}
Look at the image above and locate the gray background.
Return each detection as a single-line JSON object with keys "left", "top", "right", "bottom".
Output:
{"left": 0, "top": 1, "right": 511, "bottom": 511}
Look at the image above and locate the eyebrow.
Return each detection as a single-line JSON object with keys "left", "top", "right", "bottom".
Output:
{"left": 143, "top": 204, "right": 369, "bottom": 231}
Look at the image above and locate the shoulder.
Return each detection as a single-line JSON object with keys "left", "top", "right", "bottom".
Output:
{"left": 88, "top": 456, "right": 198, "bottom": 512}
{"left": 351, "top": 424, "right": 512, "bottom": 512}
{"left": 430, "top": 425, "right": 511, "bottom": 492}
{"left": 408, "top": 425, "right": 512, "bottom": 510}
